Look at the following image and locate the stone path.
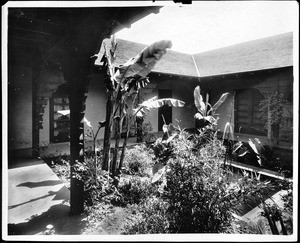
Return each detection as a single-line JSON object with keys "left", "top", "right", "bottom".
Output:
{"left": 5, "top": 159, "right": 85, "bottom": 236}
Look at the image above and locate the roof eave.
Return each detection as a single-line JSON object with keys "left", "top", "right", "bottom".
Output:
{"left": 199, "top": 65, "right": 293, "bottom": 79}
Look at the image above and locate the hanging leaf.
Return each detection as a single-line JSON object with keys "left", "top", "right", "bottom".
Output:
{"left": 113, "top": 40, "right": 172, "bottom": 83}
{"left": 222, "top": 122, "right": 234, "bottom": 141}
{"left": 248, "top": 138, "right": 263, "bottom": 166}
{"left": 248, "top": 139, "right": 259, "bottom": 154}
{"left": 193, "top": 86, "right": 206, "bottom": 114}
{"left": 134, "top": 97, "right": 185, "bottom": 118}
{"left": 212, "top": 92, "right": 230, "bottom": 111}
{"left": 143, "top": 98, "right": 185, "bottom": 109}
{"left": 151, "top": 163, "right": 166, "bottom": 183}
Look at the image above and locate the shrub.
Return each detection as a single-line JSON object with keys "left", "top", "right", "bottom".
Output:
{"left": 141, "top": 122, "right": 157, "bottom": 143}
{"left": 122, "top": 144, "right": 154, "bottom": 177}
{"left": 117, "top": 176, "right": 155, "bottom": 206}
{"left": 162, "top": 130, "right": 234, "bottom": 233}
{"left": 74, "top": 157, "right": 115, "bottom": 206}
{"left": 124, "top": 126, "right": 279, "bottom": 234}
{"left": 123, "top": 196, "right": 169, "bottom": 234}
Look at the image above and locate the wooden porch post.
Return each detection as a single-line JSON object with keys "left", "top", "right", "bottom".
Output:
{"left": 69, "top": 86, "right": 85, "bottom": 215}
{"left": 67, "top": 57, "right": 93, "bottom": 215}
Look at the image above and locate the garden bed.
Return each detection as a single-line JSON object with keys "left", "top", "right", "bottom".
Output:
{"left": 43, "top": 127, "right": 293, "bottom": 235}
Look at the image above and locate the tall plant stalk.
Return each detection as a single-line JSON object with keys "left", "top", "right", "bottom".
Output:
{"left": 101, "top": 38, "right": 173, "bottom": 178}
{"left": 118, "top": 92, "right": 139, "bottom": 174}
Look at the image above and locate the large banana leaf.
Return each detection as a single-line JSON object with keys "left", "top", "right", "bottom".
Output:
{"left": 143, "top": 98, "right": 185, "bottom": 109}
{"left": 212, "top": 92, "right": 230, "bottom": 111}
{"left": 134, "top": 97, "right": 185, "bottom": 117}
{"left": 248, "top": 138, "right": 265, "bottom": 166}
{"left": 113, "top": 40, "right": 172, "bottom": 83}
{"left": 222, "top": 122, "right": 234, "bottom": 141}
{"left": 193, "top": 85, "right": 206, "bottom": 114}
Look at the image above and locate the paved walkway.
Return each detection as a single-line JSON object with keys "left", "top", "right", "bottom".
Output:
{"left": 6, "top": 159, "right": 85, "bottom": 236}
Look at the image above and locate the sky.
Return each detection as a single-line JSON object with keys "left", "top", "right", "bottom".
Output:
{"left": 116, "top": 1, "right": 298, "bottom": 54}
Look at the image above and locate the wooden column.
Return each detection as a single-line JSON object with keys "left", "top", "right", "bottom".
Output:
{"left": 67, "top": 57, "right": 93, "bottom": 215}
{"left": 69, "top": 85, "right": 85, "bottom": 215}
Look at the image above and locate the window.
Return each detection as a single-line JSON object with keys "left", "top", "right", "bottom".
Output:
{"left": 234, "top": 88, "right": 265, "bottom": 136}
{"left": 50, "top": 96, "right": 70, "bottom": 143}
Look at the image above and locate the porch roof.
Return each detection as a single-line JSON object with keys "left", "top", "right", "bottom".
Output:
{"left": 193, "top": 32, "right": 293, "bottom": 77}
{"left": 96, "top": 38, "right": 199, "bottom": 77}
{"left": 97, "top": 32, "right": 293, "bottom": 79}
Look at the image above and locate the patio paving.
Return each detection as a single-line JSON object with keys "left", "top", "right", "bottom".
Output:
{"left": 6, "top": 159, "right": 85, "bottom": 235}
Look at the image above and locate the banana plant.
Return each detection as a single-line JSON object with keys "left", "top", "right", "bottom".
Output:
{"left": 248, "top": 138, "right": 266, "bottom": 167}
{"left": 118, "top": 96, "right": 185, "bottom": 177}
{"left": 193, "top": 85, "right": 229, "bottom": 129}
{"left": 101, "top": 37, "right": 173, "bottom": 178}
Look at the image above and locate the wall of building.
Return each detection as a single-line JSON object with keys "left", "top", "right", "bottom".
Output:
{"left": 85, "top": 72, "right": 108, "bottom": 140}
{"left": 138, "top": 83, "right": 159, "bottom": 131}
{"left": 204, "top": 67, "right": 293, "bottom": 145}
{"left": 8, "top": 64, "right": 33, "bottom": 155}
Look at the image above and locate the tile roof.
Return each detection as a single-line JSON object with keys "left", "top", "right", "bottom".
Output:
{"left": 110, "top": 38, "right": 199, "bottom": 77}
{"left": 96, "top": 32, "right": 293, "bottom": 78}
{"left": 193, "top": 32, "right": 293, "bottom": 77}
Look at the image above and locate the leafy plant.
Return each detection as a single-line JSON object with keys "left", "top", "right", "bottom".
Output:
{"left": 101, "top": 37, "right": 174, "bottom": 178}
{"left": 117, "top": 176, "right": 155, "bottom": 205}
{"left": 259, "top": 92, "right": 289, "bottom": 128}
{"left": 193, "top": 85, "right": 229, "bottom": 129}
{"left": 74, "top": 157, "right": 115, "bottom": 206}
{"left": 258, "top": 92, "right": 290, "bottom": 144}
{"left": 122, "top": 196, "right": 170, "bottom": 234}
{"left": 161, "top": 131, "right": 235, "bottom": 233}
{"left": 140, "top": 122, "right": 156, "bottom": 143}
{"left": 122, "top": 144, "right": 154, "bottom": 177}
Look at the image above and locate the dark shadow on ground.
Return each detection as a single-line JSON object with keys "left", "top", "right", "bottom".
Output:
{"left": 9, "top": 186, "right": 69, "bottom": 210}
{"left": 8, "top": 203, "right": 86, "bottom": 235}
{"left": 17, "top": 180, "right": 62, "bottom": 188}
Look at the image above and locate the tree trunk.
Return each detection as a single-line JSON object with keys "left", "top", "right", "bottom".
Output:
{"left": 111, "top": 116, "right": 122, "bottom": 176}
{"left": 102, "top": 91, "right": 114, "bottom": 170}
{"left": 136, "top": 116, "right": 144, "bottom": 143}
{"left": 267, "top": 106, "right": 272, "bottom": 144}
